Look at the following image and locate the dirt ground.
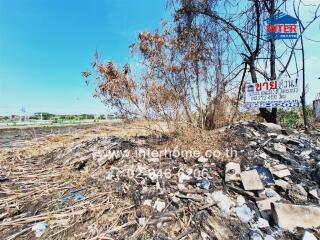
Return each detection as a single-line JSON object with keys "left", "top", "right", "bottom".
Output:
{"left": 0, "top": 123, "right": 118, "bottom": 149}
{"left": 0, "top": 121, "right": 169, "bottom": 238}
{"left": 0, "top": 121, "right": 319, "bottom": 240}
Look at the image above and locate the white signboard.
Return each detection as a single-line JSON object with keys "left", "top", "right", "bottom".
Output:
{"left": 245, "top": 79, "right": 300, "bottom": 109}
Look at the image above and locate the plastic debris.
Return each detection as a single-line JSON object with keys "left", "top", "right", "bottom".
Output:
{"left": 254, "top": 166, "right": 274, "bottom": 185}
{"left": 138, "top": 217, "right": 146, "bottom": 225}
{"left": 62, "top": 191, "right": 86, "bottom": 204}
{"left": 249, "top": 229, "right": 263, "bottom": 240}
{"left": 211, "top": 191, "right": 234, "bottom": 217}
{"left": 196, "top": 179, "right": 210, "bottom": 190}
{"left": 3, "top": 121, "right": 320, "bottom": 239}
{"left": 32, "top": 222, "right": 48, "bottom": 237}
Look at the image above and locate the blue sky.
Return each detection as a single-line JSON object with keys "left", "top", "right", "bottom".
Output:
{"left": 0, "top": 0, "right": 319, "bottom": 115}
{"left": 0, "top": 0, "right": 168, "bottom": 115}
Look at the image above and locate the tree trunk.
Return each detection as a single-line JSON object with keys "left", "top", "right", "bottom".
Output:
{"left": 255, "top": 0, "right": 277, "bottom": 124}
{"left": 299, "top": 20, "right": 308, "bottom": 132}
{"left": 249, "top": 62, "right": 277, "bottom": 123}
{"left": 267, "top": 0, "right": 277, "bottom": 124}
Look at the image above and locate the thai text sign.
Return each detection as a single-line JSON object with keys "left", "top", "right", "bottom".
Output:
{"left": 245, "top": 79, "right": 300, "bottom": 109}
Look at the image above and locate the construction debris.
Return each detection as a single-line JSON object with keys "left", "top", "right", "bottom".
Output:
{"left": 240, "top": 170, "right": 265, "bottom": 191}
{"left": 1, "top": 121, "right": 320, "bottom": 239}
{"left": 32, "top": 222, "right": 48, "bottom": 238}
{"left": 271, "top": 203, "right": 320, "bottom": 230}
{"left": 225, "top": 162, "right": 241, "bottom": 182}
{"left": 235, "top": 204, "right": 254, "bottom": 223}
{"left": 270, "top": 164, "right": 291, "bottom": 178}
{"left": 302, "top": 231, "right": 318, "bottom": 240}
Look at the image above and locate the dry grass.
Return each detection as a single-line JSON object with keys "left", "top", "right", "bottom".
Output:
{"left": 0, "top": 151, "right": 135, "bottom": 239}
{"left": 0, "top": 120, "right": 243, "bottom": 239}
{"left": 0, "top": 121, "right": 169, "bottom": 162}
{"left": 0, "top": 121, "right": 173, "bottom": 239}
{"left": 166, "top": 124, "right": 244, "bottom": 162}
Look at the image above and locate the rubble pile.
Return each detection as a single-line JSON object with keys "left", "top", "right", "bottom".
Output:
{"left": 1, "top": 121, "right": 320, "bottom": 239}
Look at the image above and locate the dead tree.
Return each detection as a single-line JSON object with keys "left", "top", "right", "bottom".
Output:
{"left": 173, "top": 0, "right": 320, "bottom": 124}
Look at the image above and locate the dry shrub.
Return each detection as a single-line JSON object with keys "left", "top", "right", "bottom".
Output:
{"left": 84, "top": 21, "right": 239, "bottom": 131}
{"left": 167, "top": 123, "right": 243, "bottom": 162}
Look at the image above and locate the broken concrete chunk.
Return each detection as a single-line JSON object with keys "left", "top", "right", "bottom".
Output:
{"left": 309, "top": 189, "right": 319, "bottom": 200}
{"left": 300, "top": 150, "right": 313, "bottom": 158}
{"left": 271, "top": 203, "right": 320, "bottom": 230}
{"left": 178, "top": 172, "right": 191, "bottom": 183}
{"left": 153, "top": 199, "right": 166, "bottom": 212}
{"left": 261, "top": 122, "right": 282, "bottom": 132}
{"left": 252, "top": 129, "right": 261, "bottom": 137}
{"left": 273, "top": 169, "right": 291, "bottom": 178}
{"left": 170, "top": 195, "right": 180, "bottom": 204}
{"left": 256, "top": 196, "right": 281, "bottom": 211}
{"left": 274, "top": 179, "right": 290, "bottom": 191}
{"left": 256, "top": 189, "right": 281, "bottom": 212}
{"left": 272, "top": 164, "right": 287, "bottom": 171}
{"left": 240, "top": 170, "right": 264, "bottom": 191}
{"left": 288, "top": 184, "right": 308, "bottom": 203}
{"left": 264, "top": 235, "right": 276, "bottom": 240}
{"left": 143, "top": 199, "right": 152, "bottom": 206}
{"left": 225, "top": 162, "right": 241, "bottom": 182}
{"left": 253, "top": 217, "right": 270, "bottom": 229}
{"left": 235, "top": 204, "right": 255, "bottom": 223}
{"left": 147, "top": 157, "right": 160, "bottom": 163}
{"left": 274, "top": 143, "right": 286, "bottom": 153}
{"left": 249, "top": 141, "right": 258, "bottom": 147}
{"left": 270, "top": 164, "right": 291, "bottom": 178}
{"left": 197, "top": 156, "right": 208, "bottom": 163}
{"left": 302, "top": 231, "right": 317, "bottom": 240}
{"left": 258, "top": 188, "right": 281, "bottom": 200}
{"left": 267, "top": 133, "right": 278, "bottom": 138}
{"left": 236, "top": 195, "right": 246, "bottom": 206}
{"left": 259, "top": 152, "right": 268, "bottom": 159}
{"left": 177, "top": 183, "right": 187, "bottom": 192}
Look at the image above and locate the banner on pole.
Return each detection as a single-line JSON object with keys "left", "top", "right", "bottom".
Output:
{"left": 244, "top": 79, "right": 300, "bottom": 109}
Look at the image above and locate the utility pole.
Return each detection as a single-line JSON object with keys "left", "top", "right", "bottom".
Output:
{"left": 299, "top": 21, "right": 308, "bottom": 133}
{"left": 270, "top": 0, "right": 277, "bottom": 123}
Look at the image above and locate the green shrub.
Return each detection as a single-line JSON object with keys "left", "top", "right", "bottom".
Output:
{"left": 277, "top": 106, "right": 315, "bottom": 128}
